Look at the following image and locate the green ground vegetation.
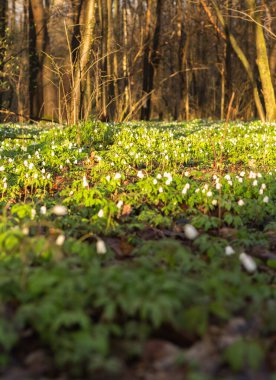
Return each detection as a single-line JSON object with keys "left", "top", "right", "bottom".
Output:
{"left": 0, "top": 120, "right": 275, "bottom": 379}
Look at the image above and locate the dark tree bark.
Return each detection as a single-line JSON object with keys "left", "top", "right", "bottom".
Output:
{"left": 141, "top": 0, "right": 164, "bottom": 120}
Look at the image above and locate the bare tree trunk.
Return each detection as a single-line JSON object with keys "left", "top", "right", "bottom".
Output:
{"left": 70, "top": 0, "right": 95, "bottom": 124}
{"left": 122, "top": 0, "right": 130, "bottom": 120}
{"left": 247, "top": 0, "right": 276, "bottom": 121}
{"left": 141, "top": 0, "right": 152, "bottom": 120}
{"left": 0, "top": 0, "right": 7, "bottom": 113}
{"left": 99, "top": 0, "right": 107, "bottom": 120}
{"left": 29, "top": 0, "right": 56, "bottom": 120}
{"left": 141, "top": 0, "right": 164, "bottom": 120}
{"left": 202, "top": 0, "right": 265, "bottom": 121}
{"left": 17, "top": 0, "right": 29, "bottom": 121}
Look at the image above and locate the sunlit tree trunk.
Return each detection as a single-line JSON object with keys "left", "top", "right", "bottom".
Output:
{"left": 70, "top": 0, "right": 95, "bottom": 124}
{"left": 17, "top": 0, "right": 29, "bottom": 121}
{"left": 203, "top": 0, "right": 265, "bottom": 121}
{"left": 141, "top": 0, "right": 152, "bottom": 120}
{"left": 247, "top": 0, "right": 276, "bottom": 121}
{"left": 0, "top": 0, "right": 7, "bottom": 112}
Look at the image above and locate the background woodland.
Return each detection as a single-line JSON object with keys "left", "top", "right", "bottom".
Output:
{"left": 0, "top": 0, "right": 275, "bottom": 124}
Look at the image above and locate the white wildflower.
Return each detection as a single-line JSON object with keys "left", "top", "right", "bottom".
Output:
{"left": 52, "top": 205, "right": 68, "bottom": 216}
{"left": 225, "top": 245, "right": 235, "bottom": 256}
{"left": 83, "top": 175, "right": 89, "bottom": 188}
{"left": 96, "top": 239, "right": 107, "bottom": 255}
{"left": 40, "top": 205, "right": 47, "bottom": 215}
{"left": 56, "top": 234, "right": 65, "bottom": 246}
{"left": 207, "top": 191, "right": 212, "bottom": 197}
{"left": 263, "top": 196, "right": 269, "bottom": 203}
{"left": 98, "top": 209, "right": 104, "bottom": 218}
{"left": 137, "top": 170, "right": 144, "bottom": 179}
{"left": 239, "top": 252, "right": 257, "bottom": 273}
{"left": 22, "top": 226, "right": 29, "bottom": 236}
{"left": 238, "top": 199, "right": 245, "bottom": 206}
{"left": 31, "top": 209, "right": 36, "bottom": 220}
{"left": 261, "top": 183, "right": 266, "bottom": 190}
{"left": 114, "top": 173, "right": 121, "bottom": 180}
{"left": 184, "top": 224, "right": 199, "bottom": 240}
{"left": 117, "top": 200, "right": 123, "bottom": 208}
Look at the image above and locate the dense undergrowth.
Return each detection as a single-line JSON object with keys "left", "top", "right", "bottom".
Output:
{"left": 0, "top": 120, "right": 275, "bottom": 379}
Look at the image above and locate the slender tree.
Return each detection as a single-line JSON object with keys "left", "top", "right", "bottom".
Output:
{"left": 247, "top": 0, "right": 276, "bottom": 121}
{"left": 141, "top": 0, "right": 164, "bottom": 120}
{"left": 70, "top": 0, "right": 95, "bottom": 124}
{"left": 0, "top": 0, "right": 7, "bottom": 112}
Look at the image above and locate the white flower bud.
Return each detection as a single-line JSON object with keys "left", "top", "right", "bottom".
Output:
{"left": 117, "top": 200, "right": 123, "bottom": 208}
{"left": 96, "top": 239, "right": 107, "bottom": 254}
{"left": 40, "top": 205, "right": 47, "bottom": 215}
{"left": 52, "top": 205, "right": 68, "bottom": 216}
{"left": 56, "top": 234, "right": 65, "bottom": 246}
{"left": 184, "top": 224, "right": 199, "bottom": 240}
{"left": 225, "top": 245, "right": 235, "bottom": 256}
{"left": 239, "top": 253, "right": 257, "bottom": 273}
{"left": 98, "top": 209, "right": 104, "bottom": 218}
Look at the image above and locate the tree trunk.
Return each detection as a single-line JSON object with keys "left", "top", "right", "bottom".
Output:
{"left": 206, "top": 0, "right": 265, "bottom": 121}
{"left": 141, "top": 0, "right": 152, "bottom": 120}
{"left": 141, "top": 0, "right": 163, "bottom": 120}
{"left": 30, "top": 0, "right": 55, "bottom": 120}
{"left": 247, "top": 0, "right": 276, "bottom": 121}
{"left": 17, "top": 0, "right": 29, "bottom": 121}
{"left": 0, "top": 0, "right": 7, "bottom": 113}
{"left": 70, "top": 0, "right": 95, "bottom": 124}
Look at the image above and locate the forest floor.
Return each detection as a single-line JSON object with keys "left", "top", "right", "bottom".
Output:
{"left": 0, "top": 120, "right": 275, "bottom": 380}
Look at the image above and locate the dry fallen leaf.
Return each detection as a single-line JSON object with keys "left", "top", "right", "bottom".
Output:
{"left": 122, "top": 204, "right": 132, "bottom": 216}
